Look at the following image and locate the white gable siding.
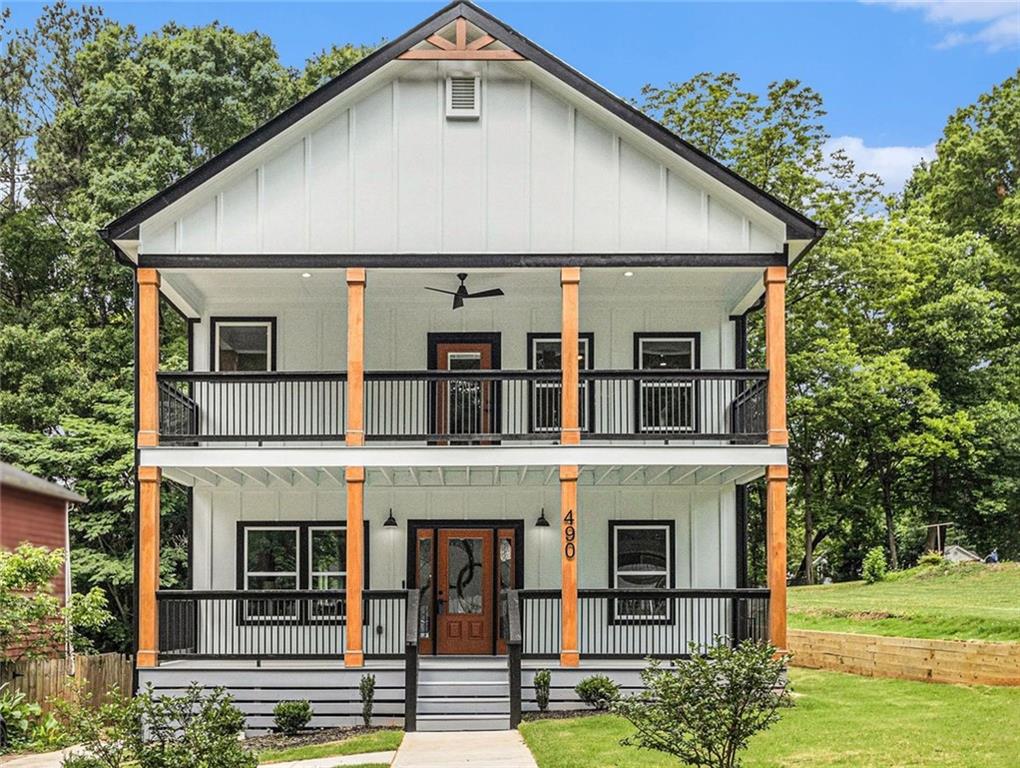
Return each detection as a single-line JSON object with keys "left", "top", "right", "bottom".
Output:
{"left": 139, "top": 62, "right": 784, "bottom": 255}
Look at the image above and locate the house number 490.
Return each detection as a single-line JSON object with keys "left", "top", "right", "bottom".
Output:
{"left": 563, "top": 509, "right": 576, "bottom": 560}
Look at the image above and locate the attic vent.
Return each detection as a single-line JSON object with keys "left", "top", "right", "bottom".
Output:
{"left": 446, "top": 75, "right": 480, "bottom": 119}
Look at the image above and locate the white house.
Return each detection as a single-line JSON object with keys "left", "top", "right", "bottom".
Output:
{"left": 102, "top": 1, "right": 821, "bottom": 732}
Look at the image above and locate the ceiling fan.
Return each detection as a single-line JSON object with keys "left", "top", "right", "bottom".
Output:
{"left": 424, "top": 273, "right": 505, "bottom": 310}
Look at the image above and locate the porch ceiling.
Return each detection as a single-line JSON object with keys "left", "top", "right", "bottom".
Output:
{"left": 161, "top": 463, "right": 765, "bottom": 489}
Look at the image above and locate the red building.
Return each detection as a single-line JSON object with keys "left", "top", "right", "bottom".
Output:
{"left": 0, "top": 462, "right": 87, "bottom": 606}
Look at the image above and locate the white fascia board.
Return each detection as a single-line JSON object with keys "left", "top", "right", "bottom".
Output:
{"left": 140, "top": 444, "right": 787, "bottom": 469}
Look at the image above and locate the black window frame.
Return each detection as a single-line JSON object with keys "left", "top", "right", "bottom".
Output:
{"left": 210, "top": 316, "right": 278, "bottom": 372}
{"left": 526, "top": 332, "right": 595, "bottom": 435}
{"left": 608, "top": 520, "right": 676, "bottom": 626}
{"left": 234, "top": 520, "right": 370, "bottom": 626}
{"left": 633, "top": 332, "right": 701, "bottom": 435}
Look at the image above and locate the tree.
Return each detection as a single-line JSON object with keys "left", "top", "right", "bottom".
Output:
{"left": 0, "top": 543, "right": 110, "bottom": 662}
{"left": 614, "top": 640, "right": 787, "bottom": 768}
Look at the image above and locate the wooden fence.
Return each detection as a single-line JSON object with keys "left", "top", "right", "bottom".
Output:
{"left": 0, "top": 653, "right": 133, "bottom": 711}
{"left": 789, "top": 629, "right": 1020, "bottom": 686}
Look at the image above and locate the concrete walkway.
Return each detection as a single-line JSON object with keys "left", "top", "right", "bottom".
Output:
{"left": 392, "top": 731, "right": 538, "bottom": 768}
{"left": 1, "top": 747, "right": 78, "bottom": 768}
{"left": 259, "top": 750, "right": 397, "bottom": 767}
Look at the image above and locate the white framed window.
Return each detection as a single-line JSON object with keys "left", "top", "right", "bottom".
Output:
{"left": 243, "top": 526, "right": 299, "bottom": 620}
{"left": 528, "top": 334, "right": 593, "bottom": 433}
{"left": 212, "top": 318, "right": 275, "bottom": 372}
{"left": 636, "top": 334, "right": 697, "bottom": 433}
{"left": 611, "top": 522, "right": 674, "bottom": 622}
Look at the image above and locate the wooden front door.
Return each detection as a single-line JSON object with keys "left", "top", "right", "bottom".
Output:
{"left": 436, "top": 528, "right": 494, "bottom": 654}
{"left": 433, "top": 339, "right": 496, "bottom": 440}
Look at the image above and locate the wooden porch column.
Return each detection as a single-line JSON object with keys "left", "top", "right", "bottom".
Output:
{"left": 346, "top": 268, "right": 366, "bottom": 447}
{"left": 560, "top": 465, "right": 579, "bottom": 666}
{"left": 137, "top": 268, "right": 161, "bottom": 447}
{"left": 764, "top": 266, "right": 787, "bottom": 446}
{"left": 766, "top": 465, "right": 788, "bottom": 650}
{"left": 560, "top": 268, "right": 581, "bottom": 445}
{"left": 137, "top": 466, "right": 161, "bottom": 668}
{"left": 344, "top": 466, "right": 365, "bottom": 666}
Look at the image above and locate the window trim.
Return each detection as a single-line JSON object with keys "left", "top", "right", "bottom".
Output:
{"left": 235, "top": 520, "right": 370, "bottom": 626}
{"left": 608, "top": 520, "right": 676, "bottom": 625}
{"left": 632, "top": 332, "right": 701, "bottom": 435}
{"left": 210, "top": 316, "right": 278, "bottom": 372}
{"left": 526, "top": 332, "right": 595, "bottom": 435}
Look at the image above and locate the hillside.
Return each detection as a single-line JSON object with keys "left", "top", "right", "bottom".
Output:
{"left": 788, "top": 562, "right": 1020, "bottom": 641}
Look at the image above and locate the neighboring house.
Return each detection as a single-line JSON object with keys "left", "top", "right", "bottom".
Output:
{"left": 101, "top": 2, "right": 821, "bottom": 732}
{"left": 0, "top": 462, "right": 87, "bottom": 658}
{"left": 943, "top": 544, "right": 981, "bottom": 564}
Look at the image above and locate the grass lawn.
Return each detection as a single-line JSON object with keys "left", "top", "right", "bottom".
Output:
{"left": 788, "top": 562, "right": 1020, "bottom": 641}
{"left": 257, "top": 730, "right": 403, "bottom": 764}
{"left": 520, "top": 667, "right": 1020, "bottom": 768}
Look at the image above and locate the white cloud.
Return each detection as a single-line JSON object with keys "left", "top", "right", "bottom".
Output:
{"left": 824, "top": 136, "right": 937, "bottom": 192}
{"left": 867, "top": 0, "right": 1019, "bottom": 51}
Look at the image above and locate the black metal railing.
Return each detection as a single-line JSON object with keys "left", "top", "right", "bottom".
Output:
{"left": 364, "top": 370, "right": 562, "bottom": 442}
{"left": 519, "top": 588, "right": 770, "bottom": 659}
{"left": 156, "top": 589, "right": 404, "bottom": 660}
{"left": 579, "top": 370, "right": 768, "bottom": 440}
{"left": 155, "top": 368, "right": 766, "bottom": 443}
{"left": 505, "top": 590, "right": 523, "bottom": 727}
{"left": 156, "top": 372, "right": 347, "bottom": 443}
{"left": 404, "top": 589, "right": 419, "bottom": 733}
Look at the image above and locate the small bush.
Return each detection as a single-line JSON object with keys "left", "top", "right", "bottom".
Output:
{"left": 533, "top": 669, "right": 551, "bottom": 712}
{"left": 273, "top": 700, "right": 312, "bottom": 736}
{"left": 615, "top": 639, "right": 788, "bottom": 768}
{"left": 359, "top": 674, "right": 375, "bottom": 727}
{"left": 62, "top": 684, "right": 254, "bottom": 768}
{"left": 574, "top": 674, "right": 618, "bottom": 711}
{"left": 918, "top": 551, "right": 945, "bottom": 568}
{"left": 862, "top": 547, "right": 888, "bottom": 584}
{"left": 0, "top": 683, "right": 69, "bottom": 753}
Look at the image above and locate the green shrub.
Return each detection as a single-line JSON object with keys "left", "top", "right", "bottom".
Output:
{"left": 273, "top": 700, "right": 312, "bottom": 736}
{"left": 862, "top": 547, "right": 888, "bottom": 583}
{"left": 359, "top": 674, "right": 375, "bottom": 727}
{"left": 0, "top": 683, "right": 69, "bottom": 753}
{"left": 614, "top": 639, "right": 788, "bottom": 768}
{"left": 62, "top": 684, "right": 255, "bottom": 768}
{"left": 533, "top": 669, "right": 551, "bottom": 712}
{"left": 918, "top": 551, "right": 945, "bottom": 568}
{"left": 574, "top": 674, "right": 618, "bottom": 711}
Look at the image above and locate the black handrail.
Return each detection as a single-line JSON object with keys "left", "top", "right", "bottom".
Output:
{"left": 506, "top": 590, "right": 522, "bottom": 728}
{"left": 518, "top": 588, "right": 770, "bottom": 660}
{"left": 155, "top": 589, "right": 405, "bottom": 660}
{"left": 404, "top": 589, "right": 420, "bottom": 733}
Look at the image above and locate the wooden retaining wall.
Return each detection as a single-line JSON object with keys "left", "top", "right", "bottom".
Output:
{"left": 788, "top": 629, "right": 1020, "bottom": 686}
{"left": 0, "top": 653, "right": 133, "bottom": 711}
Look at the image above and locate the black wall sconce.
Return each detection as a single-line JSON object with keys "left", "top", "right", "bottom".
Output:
{"left": 384, "top": 508, "right": 398, "bottom": 527}
{"left": 535, "top": 507, "right": 550, "bottom": 527}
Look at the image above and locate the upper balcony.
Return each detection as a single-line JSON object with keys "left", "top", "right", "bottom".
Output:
{"left": 157, "top": 367, "right": 767, "bottom": 444}
{"left": 146, "top": 267, "right": 778, "bottom": 451}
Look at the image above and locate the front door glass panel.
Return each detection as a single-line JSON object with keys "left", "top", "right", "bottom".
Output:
{"left": 446, "top": 537, "right": 484, "bottom": 614}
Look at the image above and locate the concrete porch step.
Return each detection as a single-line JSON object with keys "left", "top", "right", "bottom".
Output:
{"left": 417, "top": 696, "right": 510, "bottom": 715}
{"left": 416, "top": 713, "right": 511, "bottom": 732}
{"left": 418, "top": 680, "right": 509, "bottom": 698}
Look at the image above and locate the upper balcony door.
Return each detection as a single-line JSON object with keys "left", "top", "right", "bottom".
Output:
{"left": 428, "top": 333, "right": 501, "bottom": 445}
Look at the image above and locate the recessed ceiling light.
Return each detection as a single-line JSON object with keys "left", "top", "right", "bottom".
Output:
{"left": 301, "top": 272, "right": 312, "bottom": 278}
{"left": 623, "top": 271, "right": 634, "bottom": 278}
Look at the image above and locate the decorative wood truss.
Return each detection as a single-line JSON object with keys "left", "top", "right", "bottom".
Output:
{"left": 398, "top": 17, "right": 524, "bottom": 60}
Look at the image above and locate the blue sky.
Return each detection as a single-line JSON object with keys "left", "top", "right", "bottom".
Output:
{"left": 7, "top": 1, "right": 1019, "bottom": 191}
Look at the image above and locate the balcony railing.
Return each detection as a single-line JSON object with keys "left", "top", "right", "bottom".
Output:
{"left": 157, "top": 372, "right": 347, "bottom": 443}
{"left": 156, "top": 369, "right": 766, "bottom": 444}
{"left": 519, "top": 588, "right": 771, "bottom": 659}
{"left": 156, "top": 589, "right": 405, "bottom": 660}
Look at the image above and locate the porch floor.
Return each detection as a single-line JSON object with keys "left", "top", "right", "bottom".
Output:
{"left": 154, "top": 657, "right": 652, "bottom": 670}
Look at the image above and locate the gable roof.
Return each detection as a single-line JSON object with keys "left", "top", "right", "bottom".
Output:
{"left": 0, "top": 462, "right": 88, "bottom": 505}
{"left": 101, "top": 1, "right": 823, "bottom": 246}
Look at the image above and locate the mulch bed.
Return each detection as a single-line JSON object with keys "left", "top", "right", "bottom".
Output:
{"left": 242, "top": 725, "right": 384, "bottom": 753}
{"left": 520, "top": 708, "right": 601, "bottom": 722}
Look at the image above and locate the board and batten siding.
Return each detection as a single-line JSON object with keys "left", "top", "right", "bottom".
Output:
{"left": 138, "top": 61, "right": 785, "bottom": 256}
{"left": 191, "top": 483, "right": 738, "bottom": 594}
